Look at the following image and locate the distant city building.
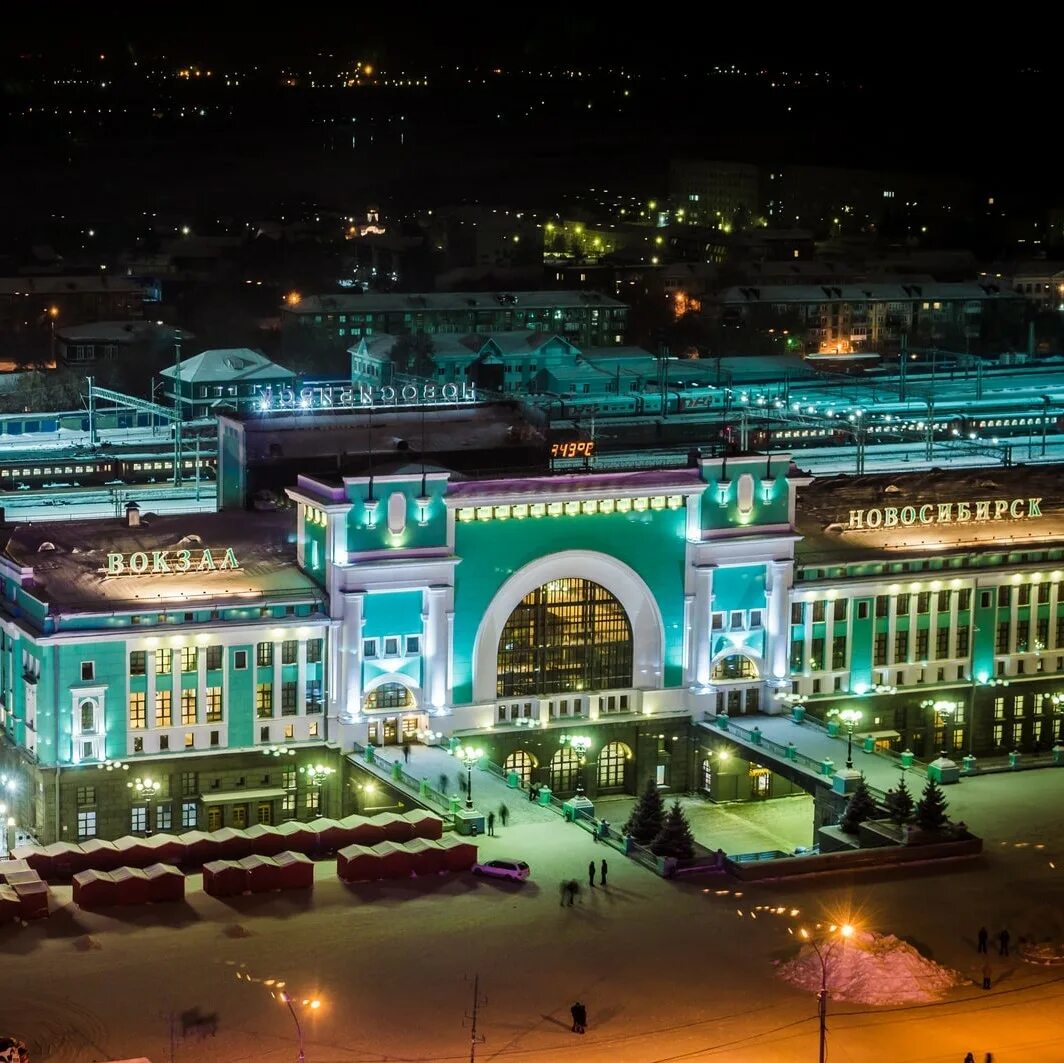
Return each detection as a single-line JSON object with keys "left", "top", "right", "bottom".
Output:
{"left": 0, "top": 276, "right": 145, "bottom": 333}
{"left": 986, "top": 263, "right": 1064, "bottom": 311}
{"left": 162, "top": 348, "right": 295, "bottom": 417}
{"left": 719, "top": 282, "right": 1026, "bottom": 355}
{"left": 283, "top": 290, "right": 628, "bottom": 348}
{"left": 669, "top": 160, "right": 761, "bottom": 229}
{"left": 56, "top": 321, "right": 182, "bottom": 366}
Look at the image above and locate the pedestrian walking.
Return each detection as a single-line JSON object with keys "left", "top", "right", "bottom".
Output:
{"left": 439, "top": 773, "right": 449, "bottom": 796}
{"left": 402, "top": 742, "right": 411, "bottom": 765}
{"left": 977, "top": 926, "right": 988, "bottom": 953}
{"left": 588, "top": 860, "right": 596, "bottom": 888}
{"left": 570, "top": 1001, "right": 587, "bottom": 1034}
{"left": 528, "top": 784, "right": 537, "bottom": 803}
{"left": 998, "top": 928, "right": 1010, "bottom": 956}
{"left": 499, "top": 802, "right": 509, "bottom": 827}
{"left": 567, "top": 879, "right": 580, "bottom": 906}
{"left": 600, "top": 859, "right": 608, "bottom": 887}
{"left": 964, "top": 1053, "right": 976, "bottom": 1063}
{"left": 592, "top": 819, "right": 599, "bottom": 842}
{"left": 487, "top": 811, "right": 496, "bottom": 837}
{"left": 560, "top": 880, "right": 567, "bottom": 907}
{"left": 982, "top": 961, "right": 992, "bottom": 990}
{"left": 984, "top": 1053, "right": 993, "bottom": 1063}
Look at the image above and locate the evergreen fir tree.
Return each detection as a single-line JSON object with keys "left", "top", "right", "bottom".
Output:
{"left": 915, "top": 777, "right": 950, "bottom": 831}
{"left": 839, "top": 778, "right": 877, "bottom": 835}
{"left": 624, "top": 776, "right": 666, "bottom": 844}
{"left": 651, "top": 800, "right": 696, "bottom": 860}
{"left": 885, "top": 773, "right": 915, "bottom": 825}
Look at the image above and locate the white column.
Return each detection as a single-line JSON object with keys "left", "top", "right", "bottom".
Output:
{"left": 424, "top": 586, "right": 450, "bottom": 710}
{"left": 690, "top": 564, "right": 714, "bottom": 688}
{"left": 197, "top": 644, "right": 207, "bottom": 725}
{"left": 766, "top": 560, "right": 792, "bottom": 682}
{"left": 297, "top": 640, "right": 307, "bottom": 719}
{"left": 340, "top": 592, "right": 364, "bottom": 717}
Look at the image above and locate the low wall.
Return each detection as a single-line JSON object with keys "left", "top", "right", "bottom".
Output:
{"left": 724, "top": 834, "right": 983, "bottom": 882}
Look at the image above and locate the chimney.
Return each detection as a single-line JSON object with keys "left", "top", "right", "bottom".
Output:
{"left": 125, "top": 501, "right": 141, "bottom": 528}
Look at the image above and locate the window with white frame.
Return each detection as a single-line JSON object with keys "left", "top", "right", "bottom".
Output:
{"left": 131, "top": 806, "right": 148, "bottom": 833}
{"left": 77, "top": 810, "right": 96, "bottom": 838}
{"left": 180, "top": 801, "right": 198, "bottom": 828}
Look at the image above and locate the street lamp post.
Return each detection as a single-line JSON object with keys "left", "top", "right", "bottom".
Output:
{"left": 561, "top": 734, "right": 592, "bottom": 795}
{"left": 800, "top": 923, "right": 854, "bottom": 1063}
{"left": 838, "top": 709, "right": 862, "bottom": 770}
{"left": 278, "top": 991, "right": 320, "bottom": 1063}
{"left": 298, "top": 763, "right": 335, "bottom": 818}
{"left": 126, "top": 776, "right": 160, "bottom": 836}
{"left": 456, "top": 745, "right": 483, "bottom": 810}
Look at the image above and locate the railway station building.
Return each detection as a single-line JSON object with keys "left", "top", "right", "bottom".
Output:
{"left": 3, "top": 448, "right": 1064, "bottom": 843}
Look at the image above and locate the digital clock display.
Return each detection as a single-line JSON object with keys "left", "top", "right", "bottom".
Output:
{"left": 550, "top": 441, "right": 596, "bottom": 459}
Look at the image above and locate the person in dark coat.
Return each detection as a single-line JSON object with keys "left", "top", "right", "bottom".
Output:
{"left": 499, "top": 803, "right": 509, "bottom": 827}
{"left": 402, "top": 742, "right": 411, "bottom": 765}
{"left": 964, "top": 1053, "right": 976, "bottom": 1063}
{"left": 570, "top": 1001, "right": 587, "bottom": 1033}
{"left": 982, "top": 961, "right": 992, "bottom": 990}
{"left": 977, "top": 927, "right": 988, "bottom": 953}
{"left": 998, "top": 928, "right": 1010, "bottom": 956}
{"left": 487, "top": 811, "right": 495, "bottom": 837}
{"left": 588, "top": 860, "right": 596, "bottom": 888}
{"left": 528, "top": 784, "right": 537, "bottom": 803}
{"left": 600, "top": 859, "right": 608, "bottom": 887}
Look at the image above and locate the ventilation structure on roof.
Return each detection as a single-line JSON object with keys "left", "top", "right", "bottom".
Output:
{"left": 37, "top": 541, "right": 56, "bottom": 552}
{"left": 177, "top": 534, "right": 203, "bottom": 546}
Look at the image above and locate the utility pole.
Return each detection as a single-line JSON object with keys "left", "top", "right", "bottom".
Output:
{"left": 898, "top": 335, "right": 908, "bottom": 402}
{"left": 465, "top": 974, "right": 486, "bottom": 1063}
{"left": 172, "top": 330, "right": 183, "bottom": 487}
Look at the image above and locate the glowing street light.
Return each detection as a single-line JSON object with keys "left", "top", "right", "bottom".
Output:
{"left": 837, "top": 709, "right": 863, "bottom": 770}
{"left": 126, "top": 776, "right": 160, "bottom": 836}
{"left": 456, "top": 745, "right": 483, "bottom": 809}
{"left": 798, "top": 921, "right": 856, "bottom": 1063}
{"left": 277, "top": 990, "right": 321, "bottom": 1063}
{"left": 299, "top": 763, "right": 335, "bottom": 818}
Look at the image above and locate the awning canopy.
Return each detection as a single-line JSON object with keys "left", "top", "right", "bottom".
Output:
{"left": 857, "top": 730, "right": 901, "bottom": 741}
{"left": 200, "top": 787, "right": 287, "bottom": 805}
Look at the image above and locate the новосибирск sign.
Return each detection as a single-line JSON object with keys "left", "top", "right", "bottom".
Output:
{"left": 847, "top": 497, "right": 1043, "bottom": 530}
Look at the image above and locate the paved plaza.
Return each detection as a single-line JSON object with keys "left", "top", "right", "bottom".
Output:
{"left": 4, "top": 766, "right": 1064, "bottom": 1062}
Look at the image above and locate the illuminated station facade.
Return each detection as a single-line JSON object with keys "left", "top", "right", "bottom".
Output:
{"left": 3, "top": 433, "right": 1064, "bottom": 842}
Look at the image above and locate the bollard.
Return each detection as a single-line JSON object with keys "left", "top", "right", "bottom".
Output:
{"left": 900, "top": 749, "right": 915, "bottom": 768}
{"left": 791, "top": 706, "right": 806, "bottom": 724}
{"left": 786, "top": 742, "right": 797, "bottom": 761}
{"left": 364, "top": 744, "right": 375, "bottom": 764}
{"left": 419, "top": 778, "right": 430, "bottom": 798}
{"left": 962, "top": 755, "right": 977, "bottom": 774}
{"left": 717, "top": 712, "right": 730, "bottom": 731}
{"left": 1054, "top": 744, "right": 1064, "bottom": 766}
{"left": 448, "top": 795, "right": 461, "bottom": 814}
{"left": 820, "top": 758, "right": 834, "bottom": 776}
{"left": 391, "top": 761, "right": 402, "bottom": 781}
{"left": 506, "top": 771, "right": 520, "bottom": 789}
{"left": 537, "top": 786, "right": 553, "bottom": 807}
{"left": 827, "top": 719, "right": 840, "bottom": 737}
{"left": 862, "top": 735, "right": 875, "bottom": 754}
{"left": 1009, "top": 750, "right": 1020, "bottom": 768}
{"left": 751, "top": 726, "right": 762, "bottom": 746}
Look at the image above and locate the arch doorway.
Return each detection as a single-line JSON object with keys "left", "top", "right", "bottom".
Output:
{"left": 504, "top": 750, "right": 537, "bottom": 787}
{"left": 549, "top": 747, "right": 580, "bottom": 792}
{"left": 711, "top": 654, "right": 762, "bottom": 715}
{"left": 496, "top": 578, "right": 633, "bottom": 697}
{"left": 597, "top": 741, "right": 631, "bottom": 789}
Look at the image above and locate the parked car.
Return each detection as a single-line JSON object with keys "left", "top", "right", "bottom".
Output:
{"left": 471, "top": 858, "right": 530, "bottom": 882}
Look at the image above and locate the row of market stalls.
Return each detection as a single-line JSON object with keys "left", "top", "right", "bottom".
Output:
{"left": 202, "top": 852, "right": 315, "bottom": 898}
{"left": 337, "top": 836, "right": 478, "bottom": 881}
{"left": 9, "top": 810, "right": 443, "bottom": 881}
{"left": 72, "top": 864, "right": 186, "bottom": 909}
{"left": 0, "top": 860, "right": 50, "bottom": 920}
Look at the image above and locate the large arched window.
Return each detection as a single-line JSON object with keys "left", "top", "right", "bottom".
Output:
{"left": 711, "top": 654, "right": 759, "bottom": 681}
{"left": 550, "top": 747, "right": 579, "bottom": 792}
{"left": 80, "top": 700, "right": 96, "bottom": 733}
{"left": 597, "top": 741, "right": 630, "bottom": 789}
{"left": 504, "top": 750, "right": 537, "bottom": 787}
{"left": 496, "top": 578, "right": 633, "bottom": 697}
{"left": 364, "top": 683, "right": 414, "bottom": 711}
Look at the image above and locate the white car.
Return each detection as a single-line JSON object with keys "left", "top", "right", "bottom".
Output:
{"left": 471, "top": 858, "right": 530, "bottom": 882}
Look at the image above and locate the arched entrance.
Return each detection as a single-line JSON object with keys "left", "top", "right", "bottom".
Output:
{"left": 362, "top": 680, "right": 424, "bottom": 747}
{"left": 496, "top": 578, "right": 633, "bottom": 697}
{"left": 710, "top": 652, "right": 762, "bottom": 715}
{"left": 596, "top": 741, "right": 631, "bottom": 789}
{"left": 471, "top": 550, "right": 664, "bottom": 703}
{"left": 550, "top": 747, "right": 580, "bottom": 792}
{"left": 504, "top": 750, "right": 537, "bottom": 787}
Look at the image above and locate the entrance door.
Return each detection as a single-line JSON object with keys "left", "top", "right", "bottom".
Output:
{"left": 383, "top": 717, "right": 399, "bottom": 745}
{"left": 232, "top": 804, "right": 249, "bottom": 829}
{"left": 257, "top": 802, "right": 273, "bottom": 825}
{"left": 207, "top": 806, "right": 222, "bottom": 831}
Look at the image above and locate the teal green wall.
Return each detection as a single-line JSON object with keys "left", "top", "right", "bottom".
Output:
{"left": 228, "top": 644, "right": 253, "bottom": 747}
{"left": 345, "top": 478, "right": 448, "bottom": 554}
{"left": 714, "top": 565, "right": 766, "bottom": 612}
{"left": 452, "top": 508, "right": 687, "bottom": 704}
{"left": 973, "top": 592, "right": 997, "bottom": 679}
{"left": 700, "top": 461, "right": 788, "bottom": 531}
{"left": 850, "top": 597, "right": 873, "bottom": 688}
{"left": 363, "top": 590, "right": 423, "bottom": 638}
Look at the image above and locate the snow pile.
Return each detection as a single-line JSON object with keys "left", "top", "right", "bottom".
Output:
{"left": 1019, "top": 941, "right": 1064, "bottom": 966}
{"left": 778, "top": 931, "right": 963, "bottom": 1005}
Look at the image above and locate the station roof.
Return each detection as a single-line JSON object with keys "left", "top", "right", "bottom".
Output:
{"left": 794, "top": 464, "right": 1064, "bottom": 564}
{"left": 287, "top": 290, "right": 626, "bottom": 315}
{"left": 3, "top": 511, "right": 320, "bottom": 613}
{"left": 160, "top": 348, "right": 294, "bottom": 384}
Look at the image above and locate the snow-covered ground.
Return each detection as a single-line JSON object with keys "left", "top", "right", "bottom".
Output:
{"left": 4, "top": 770, "right": 1064, "bottom": 1062}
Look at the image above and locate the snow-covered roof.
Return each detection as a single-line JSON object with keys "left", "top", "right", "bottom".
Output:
{"left": 56, "top": 321, "right": 180, "bottom": 344}
{"left": 160, "top": 348, "right": 294, "bottom": 384}
{"left": 289, "top": 290, "right": 626, "bottom": 315}
{"left": 3, "top": 511, "right": 320, "bottom": 613}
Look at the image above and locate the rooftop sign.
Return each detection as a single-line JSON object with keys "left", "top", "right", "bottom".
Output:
{"left": 254, "top": 382, "right": 477, "bottom": 412}
{"left": 848, "top": 498, "right": 1043, "bottom": 531}
{"left": 104, "top": 548, "right": 240, "bottom": 576}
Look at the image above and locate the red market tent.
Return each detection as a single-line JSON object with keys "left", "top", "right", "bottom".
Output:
{"left": 369, "top": 812, "right": 413, "bottom": 843}
{"left": 337, "top": 815, "right": 385, "bottom": 847}
{"left": 3, "top": 869, "right": 42, "bottom": 889}
{"left": 436, "top": 836, "right": 478, "bottom": 872}
{"left": 275, "top": 820, "right": 316, "bottom": 855}
{"left": 369, "top": 841, "right": 414, "bottom": 879}
{"left": 307, "top": 818, "right": 345, "bottom": 853}
{"left": 113, "top": 836, "right": 152, "bottom": 870}
{"left": 274, "top": 851, "right": 314, "bottom": 889}
{"left": 212, "top": 828, "right": 253, "bottom": 861}
{"left": 404, "top": 810, "right": 444, "bottom": 840}
{"left": 72, "top": 870, "right": 118, "bottom": 910}
{"left": 239, "top": 855, "right": 284, "bottom": 893}
{"left": 144, "top": 863, "right": 185, "bottom": 903}
{"left": 404, "top": 837, "right": 448, "bottom": 875}
{"left": 177, "top": 831, "right": 213, "bottom": 866}
{"left": 244, "top": 823, "right": 287, "bottom": 856}
{"left": 202, "top": 860, "right": 247, "bottom": 898}
{"left": 111, "top": 867, "right": 151, "bottom": 905}
{"left": 336, "top": 843, "right": 380, "bottom": 883}
{"left": 140, "top": 834, "right": 184, "bottom": 866}
{"left": 14, "top": 879, "right": 50, "bottom": 919}
{"left": 77, "top": 838, "right": 122, "bottom": 873}
{"left": 0, "top": 883, "right": 21, "bottom": 921}
{"left": 0, "top": 859, "right": 31, "bottom": 882}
